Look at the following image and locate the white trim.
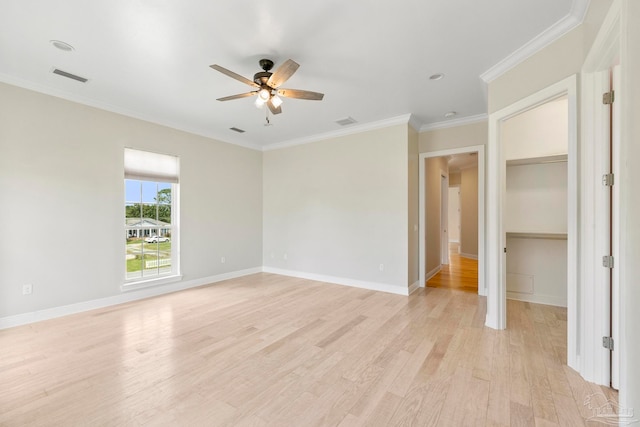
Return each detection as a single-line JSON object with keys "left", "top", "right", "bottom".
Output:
{"left": 419, "top": 145, "right": 485, "bottom": 297}
{"left": 408, "top": 281, "right": 421, "bottom": 295}
{"left": 263, "top": 114, "right": 414, "bottom": 151}
{"left": 419, "top": 114, "right": 487, "bottom": 132}
{"left": 0, "top": 267, "right": 262, "bottom": 330}
{"left": 460, "top": 253, "right": 478, "bottom": 260}
{"left": 480, "top": 8, "right": 585, "bottom": 83}
{"left": 583, "top": 0, "right": 620, "bottom": 71}
{"left": 487, "top": 76, "right": 578, "bottom": 371}
{"left": 262, "top": 267, "right": 410, "bottom": 296}
{"left": 408, "top": 114, "right": 422, "bottom": 132}
{"left": 506, "top": 292, "right": 567, "bottom": 308}
{"left": 0, "top": 72, "right": 264, "bottom": 152}
{"left": 121, "top": 274, "right": 183, "bottom": 292}
{"left": 424, "top": 265, "right": 442, "bottom": 284}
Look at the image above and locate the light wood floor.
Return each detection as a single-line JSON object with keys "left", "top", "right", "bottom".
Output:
{"left": 0, "top": 274, "right": 616, "bottom": 426}
{"left": 427, "top": 243, "right": 478, "bottom": 293}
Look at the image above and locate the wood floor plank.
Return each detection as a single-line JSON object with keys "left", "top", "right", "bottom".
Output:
{"left": 0, "top": 272, "right": 616, "bottom": 426}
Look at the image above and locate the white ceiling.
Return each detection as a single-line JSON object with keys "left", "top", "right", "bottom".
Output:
{"left": 0, "top": 0, "right": 588, "bottom": 150}
{"left": 448, "top": 153, "right": 479, "bottom": 173}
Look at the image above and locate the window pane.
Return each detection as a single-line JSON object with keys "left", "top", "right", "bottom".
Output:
{"left": 125, "top": 179, "right": 142, "bottom": 204}
{"left": 158, "top": 205, "right": 171, "bottom": 225}
{"left": 138, "top": 203, "right": 157, "bottom": 221}
{"left": 141, "top": 181, "right": 158, "bottom": 204}
{"left": 158, "top": 239, "right": 172, "bottom": 276}
{"left": 157, "top": 183, "right": 171, "bottom": 204}
{"left": 126, "top": 234, "right": 143, "bottom": 280}
{"left": 125, "top": 202, "right": 142, "bottom": 222}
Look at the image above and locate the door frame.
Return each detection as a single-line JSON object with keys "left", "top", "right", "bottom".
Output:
{"left": 487, "top": 75, "right": 578, "bottom": 366}
{"left": 581, "top": 0, "right": 621, "bottom": 386}
{"left": 419, "top": 145, "right": 485, "bottom": 295}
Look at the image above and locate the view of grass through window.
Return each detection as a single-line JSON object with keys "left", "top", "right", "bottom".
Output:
{"left": 125, "top": 180, "right": 173, "bottom": 280}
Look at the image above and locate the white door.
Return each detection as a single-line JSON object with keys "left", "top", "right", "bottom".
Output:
{"left": 448, "top": 186, "right": 460, "bottom": 244}
{"left": 610, "top": 65, "right": 620, "bottom": 389}
{"left": 441, "top": 174, "right": 449, "bottom": 265}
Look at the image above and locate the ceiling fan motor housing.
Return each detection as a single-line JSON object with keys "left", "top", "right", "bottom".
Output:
{"left": 253, "top": 71, "right": 272, "bottom": 86}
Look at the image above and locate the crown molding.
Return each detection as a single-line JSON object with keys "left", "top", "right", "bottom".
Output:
{"left": 262, "top": 114, "right": 414, "bottom": 151}
{"left": 0, "top": 73, "right": 264, "bottom": 151}
{"left": 408, "top": 114, "right": 423, "bottom": 132}
{"left": 480, "top": 0, "right": 590, "bottom": 83}
{"left": 419, "top": 113, "right": 488, "bottom": 132}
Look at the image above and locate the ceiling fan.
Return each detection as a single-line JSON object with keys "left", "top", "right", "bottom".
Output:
{"left": 210, "top": 58, "right": 324, "bottom": 115}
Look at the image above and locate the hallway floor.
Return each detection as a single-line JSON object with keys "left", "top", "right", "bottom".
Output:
{"left": 427, "top": 243, "right": 478, "bottom": 293}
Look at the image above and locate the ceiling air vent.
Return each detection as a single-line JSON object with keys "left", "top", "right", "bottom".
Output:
{"left": 230, "top": 127, "right": 245, "bottom": 133}
{"left": 52, "top": 68, "right": 88, "bottom": 83}
{"left": 335, "top": 117, "right": 357, "bottom": 126}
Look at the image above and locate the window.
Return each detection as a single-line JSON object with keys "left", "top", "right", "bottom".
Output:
{"left": 124, "top": 149, "right": 179, "bottom": 285}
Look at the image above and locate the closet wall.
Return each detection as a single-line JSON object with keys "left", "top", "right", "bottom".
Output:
{"left": 502, "top": 97, "right": 569, "bottom": 307}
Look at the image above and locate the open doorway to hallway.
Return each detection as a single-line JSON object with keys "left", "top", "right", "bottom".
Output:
{"left": 426, "top": 153, "right": 479, "bottom": 293}
{"left": 419, "top": 145, "right": 485, "bottom": 296}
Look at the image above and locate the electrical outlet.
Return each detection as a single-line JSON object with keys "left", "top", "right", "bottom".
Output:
{"left": 379, "top": 264, "right": 384, "bottom": 272}
{"left": 283, "top": 253, "right": 288, "bottom": 260}
{"left": 22, "top": 284, "right": 32, "bottom": 295}
{"left": 270, "top": 252, "right": 274, "bottom": 259}
{"left": 221, "top": 256, "right": 225, "bottom": 263}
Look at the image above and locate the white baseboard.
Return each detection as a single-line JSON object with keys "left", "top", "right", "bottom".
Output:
{"left": 262, "top": 266, "right": 409, "bottom": 296}
{"left": 460, "top": 253, "right": 478, "bottom": 260}
{"left": 506, "top": 292, "right": 567, "bottom": 308}
{"left": 408, "top": 281, "right": 420, "bottom": 295}
{"left": 424, "top": 266, "right": 441, "bottom": 284}
{"left": 0, "top": 267, "right": 262, "bottom": 330}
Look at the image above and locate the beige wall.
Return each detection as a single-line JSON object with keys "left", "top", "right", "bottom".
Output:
{"left": 449, "top": 172, "right": 461, "bottom": 186}
{"left": 502, "top": 97, "right": 569, "bottom": 160}
{"left": 425, "top": 156, "right": 449, "bottom": 274}
{"left": 460, "top": 166, "right": 479, "bottom": 257}
{"left": 263, "top": 125, "right": 409, "bottom": 290}
{"left": 0, "top": 82, "right": 263, "bottom": 318}
{"left": 488, "top": 0, "right": 613, "bottom": 114}
{"left": 419, "top": 121, "right": 488, "bottom": 153}
{"left": 408, "top": 126, "right": 419, "bottom": 287}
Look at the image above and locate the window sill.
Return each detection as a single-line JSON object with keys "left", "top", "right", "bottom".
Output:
{"left": 121, "top": 274, "right": 183, "bottom": 292}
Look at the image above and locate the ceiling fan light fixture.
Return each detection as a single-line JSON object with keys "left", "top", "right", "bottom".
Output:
{"left": 255, "top": 97, "right": 266, "bottom": 108}
{"left": 271, "top": 95, "right": 283, "bottom": 108}
{"left": 258, "top": 88, "right": 271, "bottom": 101}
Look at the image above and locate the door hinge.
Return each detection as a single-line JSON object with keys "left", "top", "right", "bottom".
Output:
{"left": 603, "top": 90, "right": 615, "bottom": 105}
{"left": 603, "top": 336, "right": 614, "bottom": 351}
{"left": 602, "top": 255, "right": 614, "bottom": 268}
{"left": 602, "top": 173, "right": 614, "bottom": 186}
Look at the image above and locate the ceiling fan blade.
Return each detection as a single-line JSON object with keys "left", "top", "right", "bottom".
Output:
{"left": 267, "top": 59, "right": 300, "bottom": 88}
{"left": 210, "top": 64, "right": 259, "bottom": 88}
{"left": 217, "top": 92, "right": 257, "bottom": 101}
{"left": 277, "top": 88, "right": 324, "bottom": 101}
{"left": 267, "top": 98, "right": 282, "bottom": 114}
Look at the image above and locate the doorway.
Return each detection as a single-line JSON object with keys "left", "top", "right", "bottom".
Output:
{"left": 487, "top": 75, "right": 578, "bottom": 369}
{"left": 418, "top": 145, "right": 485, "bottom": 296}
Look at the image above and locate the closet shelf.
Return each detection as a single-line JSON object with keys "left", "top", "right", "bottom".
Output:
{"left": 506, "top": 231, "right": 567, "bottom": 240}
{"left": 506, "top": 154, "right": 567, "bottom": 166}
